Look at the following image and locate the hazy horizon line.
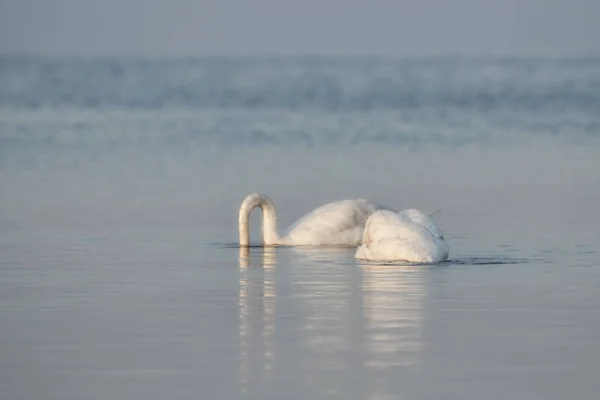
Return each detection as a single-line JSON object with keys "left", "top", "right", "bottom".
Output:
{"left": 2, "top": 50, "right": 600, "bottom": 60}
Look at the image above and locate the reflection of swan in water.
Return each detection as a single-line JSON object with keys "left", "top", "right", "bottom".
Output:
{"left": 236, "top": 246, "right": 426, "bottom": 398}
{"left": 290, "top": 257, "right": 425, "bottom": 397}
{"left": 238, "top": 246, "right": 277, "bottom": 268}
{"left": 356, "top": 209, "right": 449, "bottom": 263}
{"left": 359, "top": 262, "right": 425, "bottom": 371}
{"left": 288, "top": 245, "right": 356, "bottom": 264}
{"left": 238, "top": 192, "right": 392, "bottom": 246}
{"left": 238, "top": 246, "right": 276, "bottom": 394}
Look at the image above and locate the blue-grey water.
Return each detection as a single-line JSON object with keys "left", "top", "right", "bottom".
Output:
{"left": 1, "top": 56, "right": 600, "bottom": 399}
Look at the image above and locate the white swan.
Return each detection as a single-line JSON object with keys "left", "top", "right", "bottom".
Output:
{"left": 355, "top": 209, "right": 449, "bottom": 263}
{"left": 238, "top": 193, "right": 392, "bottom": 246}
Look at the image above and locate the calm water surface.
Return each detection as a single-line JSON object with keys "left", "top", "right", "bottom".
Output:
{"left": 1, "top": 56, "right": 600, "bottom": 399}
{"left": 1, "top": 227, "right": 599, "bottom": 400}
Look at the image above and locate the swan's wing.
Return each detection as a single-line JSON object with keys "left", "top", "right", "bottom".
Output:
{"left": 363, "top": 210, "right": 428, "bottom": 244}
{"left": 371, "top": 202, "right": 398, "bottom": 213}
{"left": 359, "top": 209, "right": 449, "bottom": 262}
{"left": 397, "top": 208, "right": 445, "bottom": 239}
{"left": 285, "top": 199, "right": 380, "bottom": 245}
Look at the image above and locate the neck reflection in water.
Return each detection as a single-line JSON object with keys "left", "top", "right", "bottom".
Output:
{"left": 237, "top": 247, "right": 424, "bottom": 398}
{"left": 238, "top": 247, "right": 277, "bottom": 395}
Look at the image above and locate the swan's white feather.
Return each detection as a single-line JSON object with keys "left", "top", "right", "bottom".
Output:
{"left": 238, "top": 193, "right": 394, "bottom": 246}
{"left": 355, "top": 209, "right": 449, "bottom": 263}
{"left": 285, "top": 199, "right": 389, "bottom": 246}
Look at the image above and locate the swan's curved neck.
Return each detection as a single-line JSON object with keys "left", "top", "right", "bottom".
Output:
{"left": 238, "top": 193, "right": 282, "bottom": 246}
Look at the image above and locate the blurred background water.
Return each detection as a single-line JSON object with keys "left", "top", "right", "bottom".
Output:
{"left": 1, "top": 55, "right": 600, "bottom": 399}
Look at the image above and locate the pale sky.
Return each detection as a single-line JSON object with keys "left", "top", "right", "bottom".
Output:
{"left": 1, "top": 0, "right": 599, "bottom": 56}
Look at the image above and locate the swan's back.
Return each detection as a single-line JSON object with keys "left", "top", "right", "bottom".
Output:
{"left": 396, "top": 209, "right": 445, "bottom": 239}
{"left": 356, "top": 209, "right": 449, "bottom": 263}
{"left": 285, "top": 199, "right": 385, "bottom": 246}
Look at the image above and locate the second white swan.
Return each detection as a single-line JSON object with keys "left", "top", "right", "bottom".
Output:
{"left": 355, "top": 209, "right": 449, "bottom": 263}
{"left": 238, "top": 192, "right": 392, "bottom": 246}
